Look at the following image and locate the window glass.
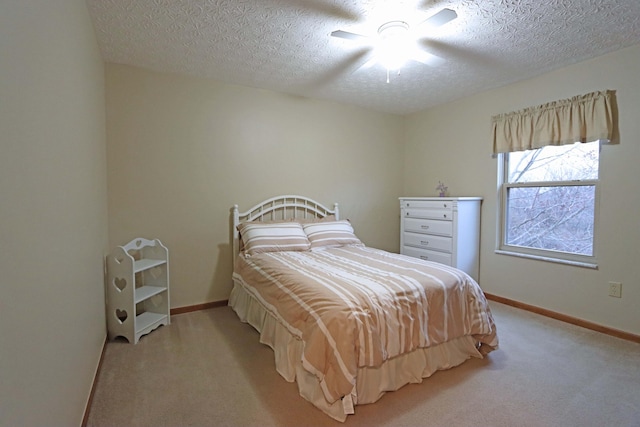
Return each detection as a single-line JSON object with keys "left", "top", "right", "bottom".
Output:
{"left": 507, "top": 142, "right": 599, "bottom": 183}
{"left": 500, "top": 141, "right": 600, "bottom": 264}
{"left": 505, "top": 185, "right": 596, "bottom": 256}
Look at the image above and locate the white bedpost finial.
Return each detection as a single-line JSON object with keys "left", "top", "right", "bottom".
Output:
{"left": 334, "top": 202, "right": 340, "bottom": 220}
{"left": 232, "top": 205, "right": 240, "bottom": 272}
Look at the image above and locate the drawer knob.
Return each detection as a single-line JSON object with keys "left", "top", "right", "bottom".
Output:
{"left": 420, "top": 256, "right": 429, "bottom": 260}
{"left": 421, "top": 225, "right": 429, "bottom": 230}
{"left": 443, "top": 214, "right": 447, "bottom": 218}
{"left": 444, "top": 204, "right": 447, "bottom": 208}
{"left": 421, "top": 241, "right": 429, "bottom": 246}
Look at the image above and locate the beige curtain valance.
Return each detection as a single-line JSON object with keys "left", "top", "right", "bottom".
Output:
{"left": 491, "top": 90, "right": 618, "bottom": 154}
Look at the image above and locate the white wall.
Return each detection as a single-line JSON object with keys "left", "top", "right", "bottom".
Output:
{"left": 105, "top": 64, "right": 404, "bottom": 308}
{"left": 0, "top": 1, "right": 108, "bottom": 425}
{"left": 404, "top": 44, "right": 640, "bottom": 335}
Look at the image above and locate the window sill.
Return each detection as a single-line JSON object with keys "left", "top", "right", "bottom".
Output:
{"left": 494, "top": 249, "right": 598, "bottom": 269}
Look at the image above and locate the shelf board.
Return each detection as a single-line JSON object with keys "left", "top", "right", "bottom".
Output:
{"left": 135, "top": 311, "right": 168, "bottom": 333}
{"left": 134, "top": 285, "right": 167, "bottom": 304}
{"left": 134, "top": 258, "right": 166, "bottom": 273}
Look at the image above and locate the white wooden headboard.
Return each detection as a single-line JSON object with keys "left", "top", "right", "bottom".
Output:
{"left": 231, "top": 195, "right": 339, "bottom": 268}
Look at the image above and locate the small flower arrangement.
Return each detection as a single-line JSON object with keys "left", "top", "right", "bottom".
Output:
{"left": 436, "top": 181, "right": 448, "bottom": 197}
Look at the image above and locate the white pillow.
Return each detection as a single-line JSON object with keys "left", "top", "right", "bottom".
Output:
{"left": 238, "top": 222, "right": 310, "bottom": 255}
{"left": 303, "top": 220, "right": 363, "bottom": 249}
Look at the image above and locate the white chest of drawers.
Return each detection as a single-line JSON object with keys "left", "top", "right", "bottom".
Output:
{"left": 399, "top": 197, "right": 482, "bottom": 281}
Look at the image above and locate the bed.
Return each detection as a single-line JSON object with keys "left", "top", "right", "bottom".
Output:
{"left": 229, "top": 195, "right": 498, "bottom": 421}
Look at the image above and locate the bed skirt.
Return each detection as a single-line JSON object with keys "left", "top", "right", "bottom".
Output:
{"left": 229, "top": 281, "right": 484, "bottom": 422}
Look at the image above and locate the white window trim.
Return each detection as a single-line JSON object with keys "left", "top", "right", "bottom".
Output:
{"left": 496, "top": 152, "right": 600, "bottom": 269}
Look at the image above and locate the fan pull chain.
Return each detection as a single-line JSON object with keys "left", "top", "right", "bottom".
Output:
{"left": 386, "top": 68, "right": 402, "bottom": 83}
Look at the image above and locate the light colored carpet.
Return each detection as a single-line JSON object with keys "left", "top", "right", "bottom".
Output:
{"left": 86, "top": 302, "right": 640, "bottom": 426}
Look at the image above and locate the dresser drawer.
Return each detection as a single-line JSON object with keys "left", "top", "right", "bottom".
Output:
{"left": 402, "top": 246, "right": 452, "bottom": 266}
{"left": 403, "top": 207, "right": 452, "bottom": 220}
{"left": 403, "top": 217, "right": 453, "bottom": 236}
{"left": 401, "top": 199, "right": 454, "bottom": 210}
{"left": 403, "top": 232, "right": 452, "bottom": 253}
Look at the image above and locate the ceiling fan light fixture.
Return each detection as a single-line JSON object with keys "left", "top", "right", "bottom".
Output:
{"left": 329, "top": 7, "right": 456, "bottom": 81}
{"left": 376, "top": 21, "right": 412, "bottom": 70}
{"left": 378, "top": 20, "right": 410, "bottom": 37}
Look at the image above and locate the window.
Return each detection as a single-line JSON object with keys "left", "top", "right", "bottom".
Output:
{"left": 497, "top": 141, "right": 600, "bottom": 267}
{"left": 492, "top": 90, "right": 617, "bottom": 267}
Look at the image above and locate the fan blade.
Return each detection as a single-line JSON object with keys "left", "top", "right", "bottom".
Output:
{"left": 352, "top": 54, "right": 378, "bottom": 74}
{"left": 410, "top": 49, "right": 445, "bottom": 67}
{"left": 331, "top": 30, "right": 369, "bottom": 42}
{"left": 421, "top": 8, "right": 457, "bottom": 28}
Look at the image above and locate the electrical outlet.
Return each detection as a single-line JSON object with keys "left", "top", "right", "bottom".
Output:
{"left": 608, "top": 282, "right": 622, "bottom": 298}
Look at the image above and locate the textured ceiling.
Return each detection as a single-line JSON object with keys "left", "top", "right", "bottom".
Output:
{"left": 87, "top": 0, "right": 640, "bottom": 115}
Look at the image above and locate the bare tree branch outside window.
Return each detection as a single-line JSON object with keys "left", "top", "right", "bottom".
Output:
{"left": 503, "top": 141, "right": 599, "bottom": 257}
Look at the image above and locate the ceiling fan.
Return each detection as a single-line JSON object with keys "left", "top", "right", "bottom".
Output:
{"left": 330, "top": 8, "right": 457, "bottom": 81}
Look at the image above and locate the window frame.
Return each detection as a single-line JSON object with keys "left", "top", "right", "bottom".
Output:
{"left": 496, "top": 144, "right": 601, "bottom": 269}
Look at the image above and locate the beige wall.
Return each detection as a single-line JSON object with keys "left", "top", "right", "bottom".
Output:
{"left": 404, "top": 44, "right": 640, "bottom": 335}
{"left": 0, "top": 0, "right": 108, "bottom": 425}
{"left": 105, "top": 63, "right": 404, "bottom": 307}
{"left": 2, "top": 3, "right": 636, "bottom": 423}
{"left": 107, "top": 45, "right": 640, "bottom": 334}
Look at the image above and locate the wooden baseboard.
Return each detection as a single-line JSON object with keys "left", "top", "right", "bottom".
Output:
{"left": 485, "top": 293, "right": 640, "bottom": 344}
{"left": 174, "top": 297, "right": 640, "bottom": 344}
{"left": 82, "top": 336, "right": 107, "bottom": 427}
{"left": 170, "top": 300, "right": 229, "bottom": 316}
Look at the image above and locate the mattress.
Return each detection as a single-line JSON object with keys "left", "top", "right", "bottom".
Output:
{"left": 230, "top": 245, "right": 498, "bottom": 421}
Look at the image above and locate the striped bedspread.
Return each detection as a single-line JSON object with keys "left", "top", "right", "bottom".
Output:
{"left": 232, "top": 245, "right": 498, "bottom": 405}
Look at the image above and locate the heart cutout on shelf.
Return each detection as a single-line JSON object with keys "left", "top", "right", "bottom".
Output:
{"left": 113, "top": 277, "right": 127, "bottom": 291}
{"left": 149, "top": 294, "right": 163, "bottom": 308}
{"left": 115, "top": 309, "right": 128, "bottom": 323}
{"left": 149, "top": 266, "right": 163, "bottom": 279}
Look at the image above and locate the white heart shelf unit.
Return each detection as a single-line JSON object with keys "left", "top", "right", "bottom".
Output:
{"left": 106, "top": 238, "right": 170, "bottom": 344}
